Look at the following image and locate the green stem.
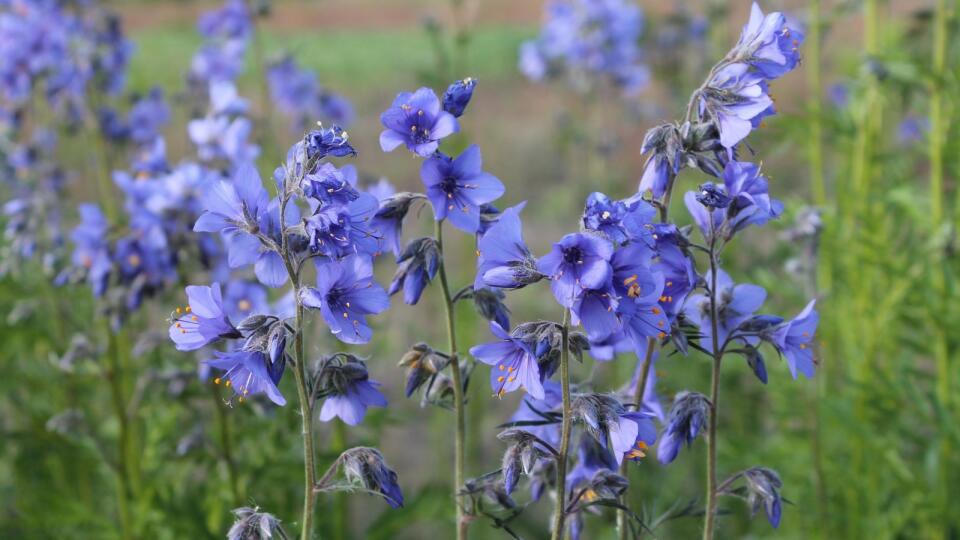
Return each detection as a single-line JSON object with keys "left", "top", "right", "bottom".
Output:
{"left": 293, "top": 301, "right": 317, "bottom": 540}
{"left": 278, "top": 188, "right": 318, "bottom": 540}
{"left": 618, "top": 338, "right": 656, "bottom": 540}
{"left": 702, "top": 239, "right": 722, "bottom": 540}
{"left": 550, "top": 310, "right": 571, "bottom": 540}
{"left": 808, "top": 0, "right": 825, "bottom": 206}
{"left": 332, "top": 421, "right": 349, "bottom": 540}
{"left": 435, "top": 219, "right": 469, "bottom": 540}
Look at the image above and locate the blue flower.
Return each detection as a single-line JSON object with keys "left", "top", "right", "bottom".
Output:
{"left": 388, "top": 237, "right": 440, "bottom": 305}
{"left": 127, "top": 87, "right": 170, "bottom": 145}
{"left": 168, "top": 283, "right": 242, "bottom": 351}
{"left": 305, "top": 125, "right": 357, "bottom": 160}
{"left": 723, "top": 161, "right": 783, "bottom": 233}
{"left": 470, "top": 322, "right": 545, "bottom": 399}
{"left": 684, "top": 269, "right": 766, "bottom": 352}
{"left": 192, "top": 164, "right": 278, "bottom": 271}
{"left": 657, "top": 391, "right": 710, "bottom": 464}
{"left": 698, "top": 62, "right": 775, "bottom": 149}
{"left": 67, "top": 204, "right": 111, "bottom": 297}
{"left": 341, "top": 447, "right": 404, "bottom": 508}
{"left": 303, "top": 193, "right": 381, "bottom": 258}
{"left": 442, "top": 77, "right": 477, "bottom": 117}
{"left": 197, "top": 0, "right": 251, "bottom": 40}
{"left": 731, "top": 3, "right": 804, "bottom": 81}
{"left": 420, "top": 145, "right": 505, "bottom": 233}
{"left": 475, "top": 203, "right": 542, "bottom": 290}
{"left": 573, "top": 394, "right": 657, "bottom": 466}
{"left": 772, "top": 300, "right": 818, "bottom": 379}
{"left": 206, "top": 349, "right": 286, "bottom": 406}
{"left": 537, "top": 233, "right": 614, "bottom": 308}
{"left": 302, "top": 162, "right": 360, "bottom": 206}
{"left": 653, "top": 234, "right": 697, "bottom": 318}
{"left": 379, "top": 87, "right": 459, "bottom": 157}
{"left": 571, "top": 286, "right": 620, "bottom": 342}
{"left": 300, "top": 255, "right": 389, "bottom": 344}
{"left": 371, "top": 190, "right": 420, "bottom": 257}
{"left": 316, "top": 357, "right": 388, "bottom": 426}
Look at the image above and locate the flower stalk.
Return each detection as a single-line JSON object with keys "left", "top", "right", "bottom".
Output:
{"left": 550, "top": 309, "right": 571, "bottom": 540}
{"left": 435, "top": 218, "right": 469, "bottom": 540}
{"left": 702, "top": 229, "right": 722, "bottom": 540}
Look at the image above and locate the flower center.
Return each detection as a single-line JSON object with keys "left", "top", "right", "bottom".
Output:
{"left": 563, "top": 246, "right": 583, "bottom": 265}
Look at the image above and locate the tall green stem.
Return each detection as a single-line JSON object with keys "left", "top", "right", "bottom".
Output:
{"left": 618, "top": 338, "right": 656, "bottom": 540}
{"left": 808, "top": 0, "right": 825, "bottom": 206}
{"left": 279, "top": 196, "right": 318, "bottom": 540}
{"left": 292, "top": 301, "right": 317, "bottom": 540}
{"left": 435, "top": 219, "right": 469, "bottom": 540}
{"left": 702, "top": 238, "right": 722, "bottom": 540}
{"left": 550, "top": 310, "right": 571, "bottom": 540}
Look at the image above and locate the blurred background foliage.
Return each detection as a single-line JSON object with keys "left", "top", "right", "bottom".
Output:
{"left": 2, "top": 0, "right": 959, "bottom": 539}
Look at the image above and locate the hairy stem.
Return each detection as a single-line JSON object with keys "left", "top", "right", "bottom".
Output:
{"left": 292, "top": 301, "right": 316, "bottom": 540}
{"left": 435, "top": 219, "right": 469, "bottom": 540}
{"left": 618, "top": 338, "right": 656, "bottom": 540}
{"left": 550, "top": 310, "right": 571, "bottom": 540}
{"left": 702, "top": 238, "right": 722, "bottom": 540}
{"left": 279, "top": 194, "right": 318, "bottom": 540}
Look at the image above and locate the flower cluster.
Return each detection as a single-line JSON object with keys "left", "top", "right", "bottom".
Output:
{"left": 0, "top": 0, "right": 132, "bottom": 126}
{"left": 519, "top": 0, "right": 650, "bottom": 95}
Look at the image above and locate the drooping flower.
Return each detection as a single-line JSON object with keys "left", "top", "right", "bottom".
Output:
{"left": 388, "top": 237, "right": 440, "bottom": 305}
{"left": 379, "top": 87, "right": 459, "bottom": 157}
{"left": 300, "top": 255, "right": 389, "bottom": 344}
{"left": 721, "top": 160, "right": 783, "bottom": 233}
{"left": 420, "top": 145, "right": 505, "bottom": 233}
{"left": 470, "top": 322, "right": 544, "bottom": 399}
{"left": 572, "top": 393, "right": 657, "bottom": 465}
{"left": 227, "top": 507, "right": 286, "bottom": 540}
{"left": 340, "top": 447, "right": 404, "bottom": 508}
{"left": 772, "top": 300, "right": 818, "bottom": 379}
{"left": 314, "top": 355, "right": 388, "bottom": 426}
{"left": 638, "top": 123, "right": 682, "bottom": 198}
{"left": 206, "top": 349, "right": 286, "bottom": 406}
{"left": 537, "top": 232, "right": 614, "bottom": 308}
{"left": 475, "top": 203, "right": 543, "bottom": 290}
{"left": 698, "top": 62, "right": 775, "bottom": 150}
{"left": 371, "top": 191, "right": 422, "bottom": 257}
{"left": 657, "top": 391, "right": 710, "bottom": 464}
{"left": 169, "top": 283, "right": 241, "bottom": 351}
